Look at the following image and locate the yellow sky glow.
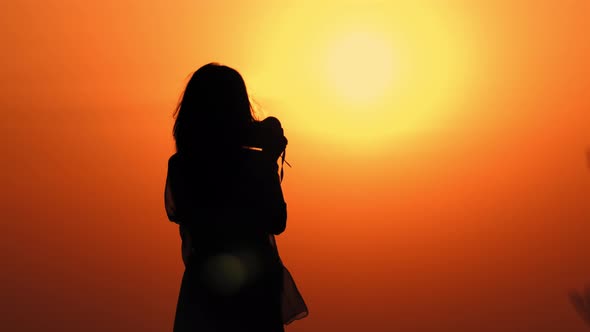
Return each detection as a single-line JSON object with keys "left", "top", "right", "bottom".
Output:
{"left": 241, "top": 2, "right": 484, "bottom": 149}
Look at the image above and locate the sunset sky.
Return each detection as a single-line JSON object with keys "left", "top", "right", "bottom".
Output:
{"left": 2, "top": 1, "right": 590, "bottom": 331}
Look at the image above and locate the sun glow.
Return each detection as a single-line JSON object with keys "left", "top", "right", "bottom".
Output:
{"left": 324, "top": 31, "right": 396, "bottom": 105}
{"left": 244, "top": 3, "right": 481, "bottom": 149}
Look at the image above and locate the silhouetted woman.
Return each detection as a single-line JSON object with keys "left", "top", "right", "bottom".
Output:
{"left": 164, "top": 63, "right": 296, "bottom": 332}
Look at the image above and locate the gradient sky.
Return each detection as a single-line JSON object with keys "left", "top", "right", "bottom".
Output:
{"left": 2, "top": 1, "right": 590, "bottom": 331}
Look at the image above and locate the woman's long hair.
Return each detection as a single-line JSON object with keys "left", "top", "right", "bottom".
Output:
{"left": 173, "top": 63, "right": 256, "bottom": 154}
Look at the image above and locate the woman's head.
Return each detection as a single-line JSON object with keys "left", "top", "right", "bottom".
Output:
{"left": 173, "top": 63, "right": 256, "bottom": 153}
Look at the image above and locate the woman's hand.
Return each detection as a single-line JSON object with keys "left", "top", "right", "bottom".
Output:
{"left": 264, "top": 135, "right": 288, "bottom": 162}
{"left": 258, "top": 117, "right": 288, "bottom": 162}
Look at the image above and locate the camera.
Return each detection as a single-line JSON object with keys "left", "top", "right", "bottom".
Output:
{"left": 243, "top": 117, "right": 288, "bottom": 159}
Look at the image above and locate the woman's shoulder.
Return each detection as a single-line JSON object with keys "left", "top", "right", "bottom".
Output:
{"left": 167, "top": 153, "right": 184, "bottom": 172}
{"left": 168, "top": 151, "right": 234, "bottom": 174}
{"left": 168, "top": 153, "right": 179, "bottom": 164}
{"left": 168, "top": 152, "right": 198, "bottom": 167}
{"left": 169, "top": 150, "right": 277, "bottom": 174}
{"left": 167, "top": 153, "right": 196, "bottom": 175}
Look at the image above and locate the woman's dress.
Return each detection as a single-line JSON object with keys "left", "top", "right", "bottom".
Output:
{"left": 164, "top": 149, "right": 289, "bottom": 332}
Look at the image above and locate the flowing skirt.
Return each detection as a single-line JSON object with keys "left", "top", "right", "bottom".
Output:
{"left": 173, "top": 253, "right": 285, "bottom": 332}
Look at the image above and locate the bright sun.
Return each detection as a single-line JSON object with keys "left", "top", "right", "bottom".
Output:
{"left": 324, "top": 31, "right": 396, "bottom": 105}
{"left": 248, "top": 4, "right": 470, "bottom": 147}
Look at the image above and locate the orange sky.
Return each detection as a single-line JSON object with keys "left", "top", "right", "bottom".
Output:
{"left": 2, "top": 1, "right": 590, "bottom": 331}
